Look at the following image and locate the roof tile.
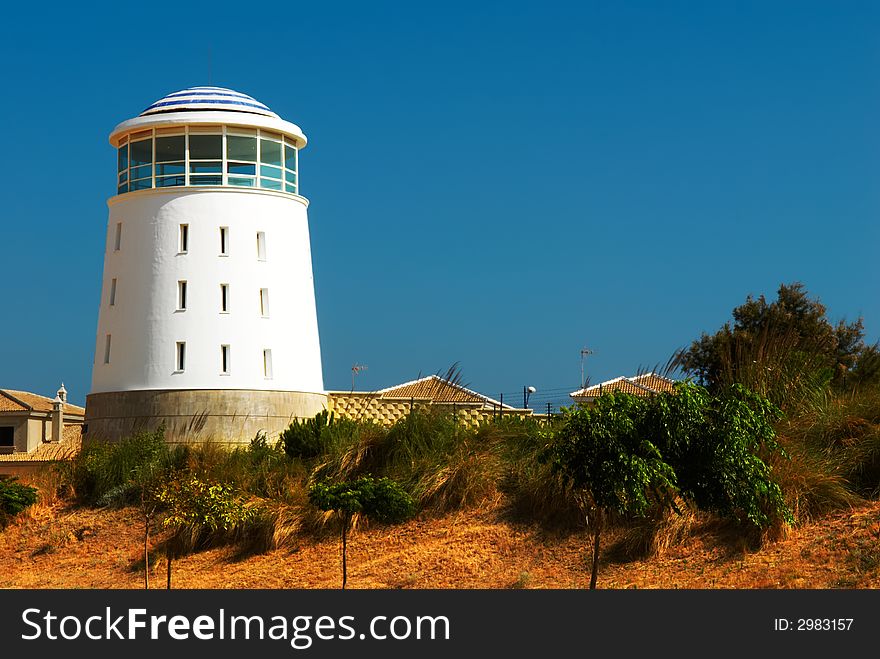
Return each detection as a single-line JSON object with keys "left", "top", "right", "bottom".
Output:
{"left": 0, "top": 389, "right": 85, "bottom": 416}
{"left": 570, "top": 372, "right": 678, "bottom": 399}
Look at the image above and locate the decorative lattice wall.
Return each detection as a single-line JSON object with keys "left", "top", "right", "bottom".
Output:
{"left": 326, "top": 394, "right": 530, "bottom": 428}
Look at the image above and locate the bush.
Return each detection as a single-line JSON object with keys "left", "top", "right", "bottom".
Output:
{"left": 64, "top": 427, "right": 177, "bottom": 505}
{"left": 497, "top": 416, "right": 584, "bottom": 528}
{"left": 281, "top": 410, "right": 333, "bottom": 459}
{"left": 0, "top": 477, "right": 38, "bottom": 527}
{"left": 194, "top": 434, "right": 305, "bottom": 502}
{"left": 648, "top": 383, "right": 792, "bottom": 529}
{"left": 774, "top": 384, "right": 880, "bottom": 515}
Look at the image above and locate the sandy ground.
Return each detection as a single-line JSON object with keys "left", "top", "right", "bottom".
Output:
{"left": 2, "top": 501, "right": 879, "bottom": 589}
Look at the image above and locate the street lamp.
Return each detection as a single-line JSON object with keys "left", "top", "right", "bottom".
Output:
{"left": 523, "top": 385, "right": 537, "bottom": 409}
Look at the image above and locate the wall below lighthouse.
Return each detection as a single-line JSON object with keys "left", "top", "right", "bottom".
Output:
{"left": 85, "top": 389, "right": 327, "bottom": 444}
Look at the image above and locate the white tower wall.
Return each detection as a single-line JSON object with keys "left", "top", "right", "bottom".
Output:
{"left": 92, "top": 188, "right": 323, "bottom": 393}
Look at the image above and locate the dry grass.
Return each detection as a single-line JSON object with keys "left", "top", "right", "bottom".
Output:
{"left": 3, "top": 498, "right": 880, "bottom": 589}
{"left": 608, "top": 500, "right": 700, "bottom": 562}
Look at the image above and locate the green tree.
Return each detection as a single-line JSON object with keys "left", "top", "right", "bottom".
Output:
{"left": 546, "top": 395, "right": 677, "bottom": 589}
{"left": 550, "top": 383, "right": 792, "bottom": 588}
{"left": 676, "top": 283, "right": 870, "bottom": 404}
{"left": 308, "top": 476, "right": 413, "bottom": 589}
{"left": 157, "top": 475, "right": 253, "bottom": 589}
{"left": 645, "top": 383, "right": 792, "bottom": 529}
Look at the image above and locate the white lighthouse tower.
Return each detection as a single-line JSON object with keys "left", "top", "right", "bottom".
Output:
{"left": 85, "top": 87, "right": 327, "bottom": 443}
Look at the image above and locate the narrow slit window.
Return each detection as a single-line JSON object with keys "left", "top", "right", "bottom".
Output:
{"left": 179, "top": 224, "right": 189, "bottom": 253}
{"left": 178, "top": 280, "right": 188, "bottom": 311}
{"left": 220, "top": 226, "right": 229, "bottom": 255}
{"left": 260, "top": 288, "right": 269, "bottom": 317}
{"left": 220, "top": 283, "right": 229, "bottom": 312}
{"left": 114, "top": 222, "right": 122, "bottom": 251}
{"left": 263, "top": 349, "right": 273, "bottom": 379}
{"left": 109, "top": 278, "right": 117, "bottom": 306}
{"left": 256, "top": 231, "right": 267, "bottom": 261}
{"left": 103, "top": 334, "right": 112, "bottom": 364}
{"left": 221, "top": 345, "right": 230, "bottom": 375}
{"left": 176, "top": 342, "right": 186, "bottom": 372}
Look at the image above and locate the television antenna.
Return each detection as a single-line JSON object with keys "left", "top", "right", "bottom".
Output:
{"left": 351, "top": 364, "right": 368, "bottom": 390}
{"left": 580, "top": 347, "right": 594, "bottom": 388}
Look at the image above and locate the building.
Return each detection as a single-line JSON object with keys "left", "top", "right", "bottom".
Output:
{"left": 85, "top": 87, "right": 326, "bottom": 444}
{"left": 0, "top": 385, "right": 84, "bottom": 476}
{"left": 569, "top": 372, "right": 677, "bottom": 405}
{"left": 328, "top": 375, "right": 529, "bottom": 427}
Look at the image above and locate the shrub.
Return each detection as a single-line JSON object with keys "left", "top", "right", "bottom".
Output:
{"left": 158, "top": 474, "right": 255, "bottom": 587}
{"left": 159, "top": 475, "right": 254, "bottom": 539}
{"left": 648, "top": 383, "right": 793, "bottom": 529}
{"left": 0, "top": 477, "right": 38, "bottom": 527}
{"left": 497, "top": 416, "right": 583, "bottom": 528}
{"left": 281, "top": 410, "right": 333, "bottom": 459}
{"left": 64, "top": 427, "right": 176, "bottom": 505}
{"left": 196, "top": 434, "right": 305, "bottom": 502}
{"left": 773, "top": 384, "right": 880, "bottom": 516}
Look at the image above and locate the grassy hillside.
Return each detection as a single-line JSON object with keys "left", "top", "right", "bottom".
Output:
{"left": 3, "top": 381, "right": 880, "bottom": 589}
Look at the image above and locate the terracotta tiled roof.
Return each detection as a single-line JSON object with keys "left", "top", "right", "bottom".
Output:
{"left": 570, "top": 373, "right": 678, "bottom": 400}
{"left": 0, "top": 394, "right": 28, "bottom": 412}
{"left": 630, "top": 373, "right": 677, "bottom": 394}
{"left": 0, "top": 390, "right": 85, "bottom": 416}
{"left": 0, "top": 425, "right": 82, "bottom": 462}
{"left": 375, "top": 375, "right": 516, "bottom": 409}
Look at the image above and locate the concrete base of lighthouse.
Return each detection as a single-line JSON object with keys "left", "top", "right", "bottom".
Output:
{"left": 83, "top": 389, "right": 328, "bottom": 445}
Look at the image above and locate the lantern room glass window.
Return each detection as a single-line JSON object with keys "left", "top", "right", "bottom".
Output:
{"left": 227, "top": 130, "right": 257, "bottom": 187}
{"left": 189, "top": 128, "right": 222, "bottom": 186}
{"left": 115, "top": 127, "right": 299, "bottom": 195}
{"left": 259, "top": 133, "right": 283, "bottom": 190}
{"left": 117, "top": 138, "right": 129, "bottom": 194}
{"left": 155, "top": 133, "right": 185, "bottom": 187}
{"left": 129, "top": 135, "right": 153, "bottom": 191}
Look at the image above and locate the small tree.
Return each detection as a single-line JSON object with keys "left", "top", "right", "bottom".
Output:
{"left": 308, "top": 476, "right": 413, "bottom": 589}
{"left": 85, "top": 429, "right": 171, "bottom": 590}
{"left": 136, "top": 472, "right": 161, "bottom": 590}
{"left": 157, "top": 475, "right": 253, "bottom": 589}
{"left": 546, "top": 394, "right": 677, "bottom": 589}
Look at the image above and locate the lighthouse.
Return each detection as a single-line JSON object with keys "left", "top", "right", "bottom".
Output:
{"left": 85, "top": 87, "right": 327, "bottom": 443}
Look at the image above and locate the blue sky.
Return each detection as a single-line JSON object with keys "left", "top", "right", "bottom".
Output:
{"left": 1, "top": 1, "right": 877, "bottom": 409}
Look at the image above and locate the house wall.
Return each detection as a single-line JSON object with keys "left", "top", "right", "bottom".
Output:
{"left": 25, "top": 418, "right": 46, "bottom": 452}
{"left": 0, "top": 417, "right": 30, "bottom": 454}
{"left": 0, "top": 462, "right": 50, "bottom": 478}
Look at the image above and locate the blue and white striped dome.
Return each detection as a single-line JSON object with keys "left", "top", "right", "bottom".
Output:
{"left": 140, "top": 87, "right": 278, "bottom": 118}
